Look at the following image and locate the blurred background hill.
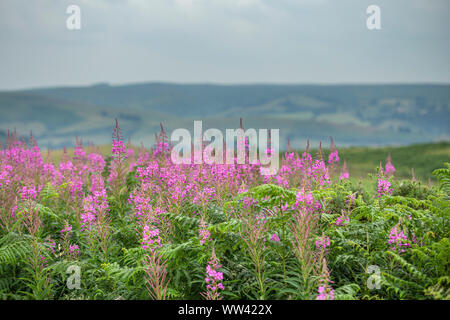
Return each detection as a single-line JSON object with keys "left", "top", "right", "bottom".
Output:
{"left": 1, "top": 83, "right": 449, "bottom": 150}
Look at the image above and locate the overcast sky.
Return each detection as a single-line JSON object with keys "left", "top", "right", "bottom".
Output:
{"left": 0, "top": 0, "right": 449, "bottom": 90}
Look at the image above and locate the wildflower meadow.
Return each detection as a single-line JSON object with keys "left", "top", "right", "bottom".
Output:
{"left": 0, "top": 121, "right": 448, "bottom": 300}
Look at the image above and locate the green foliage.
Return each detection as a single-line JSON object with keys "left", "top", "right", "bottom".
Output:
{"left": 1, "top": 163, "right": 449, "bottom": 300}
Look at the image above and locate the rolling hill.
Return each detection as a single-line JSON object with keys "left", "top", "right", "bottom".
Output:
{"left": 0, "top": 83, "right": 449, "bottom": 149}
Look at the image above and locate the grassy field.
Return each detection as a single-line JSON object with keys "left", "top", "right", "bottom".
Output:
{"left": 46, "top": 141, "right": 450, "bottom": 182}
{"left": 326, "top": 141, "right": 450, "bottom": 182}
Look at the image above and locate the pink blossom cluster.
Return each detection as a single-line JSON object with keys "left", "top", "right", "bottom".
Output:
{"left": 317, "top": 285, "right": 335, "bottom": 300}
{"left": 153, "top": 141, "right": 170, "bottom": 157}
{"left": 328, "top": 150, "right": 340, "bottom": 165}
{"left": 339, "top": 160, "right": 349, "bottom": 180}
{"left": 270, "top": 233, "right": 280, "bottom": 242}
{"left": 199, "top": 219, "right": 211, "bottom": 246}
{"left": 88, "top": 153, "right": 106, "bottom": 173}
{"left": 388, "top": 224, "right": 410, "bottom": 252}
{"left": 21, "top": 185, "right": 38, "bottom": 201}
{"left": 242, "top": 196, "right": 258, "bottom": 209}
{"left": 112, "top": 140, "right": 126, "bottom": 156}
{"left": 204, "top": 249, "right": 224, "bottom": 300}
{"left": 385, "top": 162, "right": 396, "bottom": 176}
{"left": 272, "top": 148, "right": 334, "bottom": 189}
{"left": 81, "top": 175, "right": 109, "bottom": 231}
{"left": 142, "top": 225, "right": 162, "bottom": 251}
{"left": 60, "top": 224, "right": 73, "bottom": 235}
{"left": 385, "top": 154, "right": 396, "bottom": 177}
{"left": 295, "top": 189, "right": 322, "bottom": 213}
{"left": 0, "top": 164, "right": 13, "bottom": 187}
{"left": 335, "top": 215, "right": 350, "bottom": 226}
{"left": 377, "top": 179, "right": 393, "bottom": 197}
{"left": 315, "top": 236, "right": 331, "bottom": 250}
{"left": 74, "top": 142, "right": 86, "bottom": 161}
{"left": 69, "top": 244, "right": 80, "bottom": 258}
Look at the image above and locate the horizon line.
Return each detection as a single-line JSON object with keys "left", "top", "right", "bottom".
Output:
{"left": 2, "top": 80, "right": 450, "bottom": 92}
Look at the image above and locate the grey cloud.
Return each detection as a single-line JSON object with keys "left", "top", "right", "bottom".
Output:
{"left": 0, "top": 0, "right": 449, "bottom": 90}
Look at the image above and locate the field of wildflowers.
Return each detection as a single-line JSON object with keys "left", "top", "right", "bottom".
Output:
{"left": 0, "top": 121, "right": 448, "bottom": 300}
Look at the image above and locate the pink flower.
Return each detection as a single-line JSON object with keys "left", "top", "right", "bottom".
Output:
{"left": 339, "top": 171, "right": 349, "bottom": 181}
{"left": 335, "top": 215, "right": 349, "bottom": 226}
{"left": 328, "top": 150, "right": 340, "bottom": 165}
{"left": 142, "top": 225, "right": 162, "bottom": 251}
{"left": 377, "top": 179, "right": 393, "bottom": 197}
{"left": 203, "top": 248, "right": 224, "bottom": 300}
{"left": 315, "top": 236, "right": 330, "bottom": 250}
{"left": 112, "top": 140, "right": 126, "bottom": 156}
{"left": 317, "top": 286, "right": 335, "bottom": 300}
{"left": 271, "top": 233, "right": 280, "bottom": 242}
{"left": 60, "top": 224, "right": 73, "bottom": 234}
{"left": 385, "top": 153, "right": 396, "bottom": 177}
{"left": 69, "top": 244, "right": 80, "bottom": 258}
{"left": 388, "top": 224, "right": 410, "bottom": 252}
{"left": 21, "top": 185, "right": 37, "bottom": 201}
{"left": 199, "top": 219, "right": 211, "bottom": 246}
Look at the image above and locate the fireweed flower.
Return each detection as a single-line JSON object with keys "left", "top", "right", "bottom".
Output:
{"left": 203, "top": 248, "right": 224, "bottom": 300}
{"left": 242, "top": 197, "right": 258, "bottom": 210}
{"left": 271, "top": 233, "right": 280, "bottom": 242}
{"left": 69, "top": 244, "right": 80, "bottom": 258}
{"left": 315, "top": 235, "right": 330, "bottom": 250}
{"left": 377, "top": 179, "right": 393, "bottom": 197}
{"left": 193, "top": 186, "right": 216, "bottom": 206}
{"left": 108, "top": 119, "right": 128, "bottom": 192}
{"left": 339, "top": 160, "right": 349, "bottom": 181}
{"left": 153, "top": 141, "right": 170, "bottom": 157}
{"left": 60, "top": 224, "right": 73, "bottom": 235}
{"left": 80, "top": 209, "right": 96, "bottom": 231}
{"left": 88, "top": 153, "right": 106, "bottom": 173}
{"left": 0, "top": 164, "right": 13, "bottom": 187}
{"left": 81, "top": 175, "right": 109, "bottom": 231}
{"left": 128, "top": 190, "right": 153, "bottom": 219}
{"left": 69, "top": 244, "right": 79, "bottom": 253}
{"left": 142, "top": 225, "right": 162, "bottom": 251}
{"left": 388, "top": 224, "right": 410, "bottom": 252}
{"left": 328, "top": 150, "right": 340, "bottom": 165}
{"left": 11, "top": 205, "right": 18, "bottom": 218}
{"left": 199, "top": 219, "right": 211, "bottom": 246}
{"left": 112, "top": 140, "right": 126, "bottom": 156}
{"left": 295, "top": 189, "right": 322, "bottom": 213}
{"left": 73, "top": 139, "right": 86, "bottom": 161}
{"left": 335, "top": 215, "right": 349, "bottom": 226}
{"left": 328, "top": 137, "right": 340, "bottom": 165}
{"left": 385, "top": 153, "right": 396, "bottom": 177}
{"left": 317, "top": 285, "right": 335, "bottom": 300}
{"left": 21, "top": 185, "right": 38, "bottom": 201}
{"left": 316, "top": 258, "right": 335, "bottom": 300}
{"left": 310, "top": 160, "right": 331, "bottom": 186}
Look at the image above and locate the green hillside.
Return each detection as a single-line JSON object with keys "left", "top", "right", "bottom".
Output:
{"left": 318, "top": 142, "right": 450, "bottom": 182}
{"left": 0, "top": 83, "right": 449, "bottom": 149}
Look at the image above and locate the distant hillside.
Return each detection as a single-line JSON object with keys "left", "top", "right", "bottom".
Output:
{"left": 1, "top": 83, "right": 449, "bottom": 149}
